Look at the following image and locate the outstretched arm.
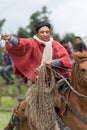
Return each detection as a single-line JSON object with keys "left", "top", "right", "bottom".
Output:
{"left": 0, "top": 33, "right": 18, "bottom": 46}
{"left": 0, "top": 33, "right": 11, "bottom": 40}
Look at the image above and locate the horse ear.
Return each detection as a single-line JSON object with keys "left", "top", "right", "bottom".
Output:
{"left": 72, "top": 51, "right": 87, "bottom": 63}
{"left": 72, "top": 51, "right": 82, "bottom": 63}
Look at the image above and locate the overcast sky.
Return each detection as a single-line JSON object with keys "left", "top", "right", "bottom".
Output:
{"left": 0, "top": 0, "right": 87, "bottom": 38}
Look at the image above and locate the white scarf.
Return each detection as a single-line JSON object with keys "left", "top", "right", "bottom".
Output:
{"left": 33, "top": 35, "right": 53, "bottom": 66}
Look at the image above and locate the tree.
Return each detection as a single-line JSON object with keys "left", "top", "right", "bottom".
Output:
{"left": 17, "top": 27, "right": 29, "bottom": 38}
{"left": 0, "top": 19, "right": 6, "bottom": 32}
{"left": 0, "top": 19, "right": 6, "bottom": 64}
{"left": 52, "top": 33, "right": 61, "bottom": 42}
{"left": 27, "top": 6, "right": 51, "bottom": 37}
{"left": 17, "top": 6, "right": 61, "bottom": 40}
{"left": 63, "top": 33, "right": 76, "bottom": 46}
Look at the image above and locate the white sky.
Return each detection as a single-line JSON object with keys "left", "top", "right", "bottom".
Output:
{"left": 0, "top": 0, "right": 87, "bottom": 38}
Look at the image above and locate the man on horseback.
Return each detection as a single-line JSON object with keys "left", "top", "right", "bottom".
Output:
{"left": 1, "top": 21, "right": 72, "bottom": 130}
{"left": 1, "top": 21, "right": 72, "bottom": 85}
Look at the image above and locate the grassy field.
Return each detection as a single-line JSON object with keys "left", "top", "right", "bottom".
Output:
{"left": 0, "top": 77, "right": 27, "bottom": 130}
{"left": 0, "top": 96, "right": 17, "bottom": 130}
{"left": 0, "top": 110, "right": 11, "bottom": 130}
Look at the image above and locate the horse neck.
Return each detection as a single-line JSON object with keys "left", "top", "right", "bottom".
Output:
{"left": 71, "top": 63, "right": 87, "bottom": 110}
{"left": 71, "top": 63, "right": 78, "bottom": 90}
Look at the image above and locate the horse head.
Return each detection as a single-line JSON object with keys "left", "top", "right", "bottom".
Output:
{"left": 60, "top": 51, "right": 87, "bottom": 130}
{"left": 4, "top": 100, "right": 29, "bottom": 130}
{"left": 72, "top": 51, "right": 87, "bottom": 93}
{"left": 13, "top": 100, "right": 28, "bottom": 130}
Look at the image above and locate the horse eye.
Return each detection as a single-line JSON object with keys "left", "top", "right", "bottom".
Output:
{"left": 81, "top": 69, "right": 86, "bottom": 72}
{"left": 22, "top": 109, "right": 25, "bottom": 111}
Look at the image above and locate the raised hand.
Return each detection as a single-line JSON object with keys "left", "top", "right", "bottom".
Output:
{"left": 0, "top": 33, "right": 11, "bottom": 41}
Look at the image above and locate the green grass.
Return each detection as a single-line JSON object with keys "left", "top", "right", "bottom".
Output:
{"left": 0, "top": 97, "right": 17, "bottom": 130}
{"left": 1, "top": 96, "right": 16, "bottom": 107}
{"left": 0, "top": 110, "right": 11, "bottom": 130}
{"left": 0, "top": 76, "right": 28, "bottom": 130}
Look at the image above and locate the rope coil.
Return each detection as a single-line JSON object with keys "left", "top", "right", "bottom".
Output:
{"left": 27, "top": 65, "right": 60, "bottom": 130}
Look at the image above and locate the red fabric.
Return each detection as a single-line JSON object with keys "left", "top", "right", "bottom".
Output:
{"left": 6, "top": 38, "right": 72, "bottom": 83}
{"left": 59, "top": 88, "right": 71, "bottom": 115}
{"left": 52, "top": 41, "right": 72, "bottom": 78}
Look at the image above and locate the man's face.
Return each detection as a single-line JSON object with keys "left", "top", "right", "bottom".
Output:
{"left": 75, "top": 38, "right": 81, "bottom": 44}
{"left": 36, "top": 26, "right": 51, "bottom": 41}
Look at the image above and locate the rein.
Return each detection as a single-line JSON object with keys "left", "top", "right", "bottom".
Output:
{"left": 67, "top": 103, "right": 87, "bottom": 124}
{"left": 49, "top": 66, "right": 87, "bottom": 99}
{"left": 9, "top": 61, "right": 87, "bottom": 99}
{"left": 57, "top": 58, "right": 87, "bottom": 125}
{"left": 46, "top": 66, "right": 87, "bottom": 126}
{"left": 6, "top": 62, "right": 87, "bottom": 129}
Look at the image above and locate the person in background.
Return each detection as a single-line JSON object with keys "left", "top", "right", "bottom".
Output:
{"left": 0, "top": 47, "right": 13, "bottom": 84}
{"left": 75, "top": 36, "right": 87, "bottom": 52}
{"left": 60, "top": 40, "right": 75, "bottom": 64}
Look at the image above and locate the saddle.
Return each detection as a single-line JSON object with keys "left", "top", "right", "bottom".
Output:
{"left": 56, "top": 77, "right": 71, "bottom": 115}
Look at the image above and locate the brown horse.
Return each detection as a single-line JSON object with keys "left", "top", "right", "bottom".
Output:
{"left": 61, "top": 51, "right": 87, "bottom": 130}
{"left": 4, "top": 52, "right": 87, "bottom": 130}
{"left": 4, "top": 91, "right": 40, "bottom": 130}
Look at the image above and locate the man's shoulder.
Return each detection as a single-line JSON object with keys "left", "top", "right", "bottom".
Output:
{"left": 52, "top": 40, "right": 60, "bottom": 45}
{"left": 52, "top": 40, "right": 63, "bottom": 48}
{"left": 26, "top": 38, "right": 38, "bottom": 45}
{"left": 27, "top": 38, "right": 39, "bottom": 43}
{"left": 82, "top": 42, "right": 86, "bottom": 46}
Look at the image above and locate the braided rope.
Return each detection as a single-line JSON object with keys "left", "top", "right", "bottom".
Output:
{"left": 27, "top": 65, "right": 60, "bottom": 130}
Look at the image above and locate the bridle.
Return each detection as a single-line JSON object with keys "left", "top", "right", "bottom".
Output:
{"left": 66, "top": 58, "right": 87, "bottom": 125}
{"left": 9, "top": 104, "right": 27, "bottom": 129}
{"left": 52, "top": 58, "right": 87, "bottom": 125}
{"left": 77, "top": 58, "right": 87, "bottom": 83}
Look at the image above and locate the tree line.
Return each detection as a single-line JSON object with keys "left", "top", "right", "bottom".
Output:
{"left": 0, "top": 6, "right": 76, "bottom": 63}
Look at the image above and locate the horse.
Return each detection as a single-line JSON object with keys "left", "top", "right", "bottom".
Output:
{"left": 60, "top": 51, "right": 87, "bottom": 130}
{"left": 4, "top": 51, "right": 87, "bottom": 130}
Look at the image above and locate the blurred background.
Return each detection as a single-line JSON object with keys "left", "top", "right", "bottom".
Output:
{"left": 0, "top": 0, "right": 87, "bottom": 46}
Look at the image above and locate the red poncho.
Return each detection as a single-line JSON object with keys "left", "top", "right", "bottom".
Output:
{"left": 6, "top": 38, "right": 72, "bottom": 82}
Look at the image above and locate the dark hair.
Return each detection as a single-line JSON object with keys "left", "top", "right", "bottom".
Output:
{"left": 75, "top": 36, "right": 82, "bottom": 40}
{"left": 60, "top": 40, "right": 67, "bottom": 45}
{"left": 35, "top": 21, "right": 51, "bottom": 33}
